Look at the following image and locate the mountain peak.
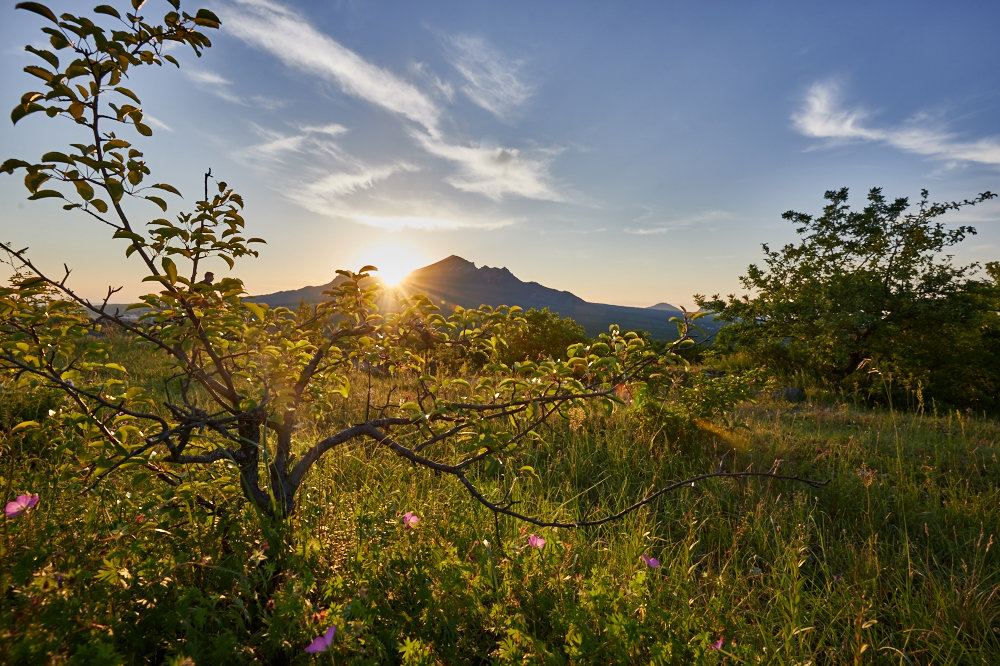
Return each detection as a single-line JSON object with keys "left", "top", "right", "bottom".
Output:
{"left": 251, "top": 255, "right": 696, "bottom": 340}
{"left": 430, "top": 254, "right": 477, "bottom": 269}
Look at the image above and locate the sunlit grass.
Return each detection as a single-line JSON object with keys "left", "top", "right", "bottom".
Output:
{"left": 2, "top": 347, "right": 998, "bottom": 663}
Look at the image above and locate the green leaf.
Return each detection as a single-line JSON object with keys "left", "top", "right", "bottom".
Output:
{"left": 68, "top": 100, "right": 85, "bottom": 120}
{"left": 142, "top": 275, "right": 171, "bottom": 286}
{"left": 11, "top": 103, "right": 33, "bottom": 124}
{"left": 23, "top": 65, "right": 53, "bottom": 82}
{"left": 41, "top": 151, "right": 71, "bottom": 163}
{"left": 112, "top": 229, "right": 143, "bottom": 243}
{"left": 144, "top": 195, "right": 167, "bottom": 211}
{"left": 9, "top": 420, "right": 40, "bottom": 434}
{"left": 151, "top": 183, "right": 181, "bottom": 196}
{"left": 1, "top": 158, "right": 30, "bottom": 174}
{"left": 25, "top": 45, "right": 58, "bottom": 69}
{"left": 15, "top": 2, "right": 59, "bottom": 24}
{"left": 193, "top": 8, "right": 221, "bottom": 29}
{"left": 46, "top": 29, "right": 69, "bottom": 49}
{"left": 93, "top": 5, "right": 121, "bottom": 18}
{"left": 25, "top": 170, "right": 50, "bottom": 192}
{"left": 134, "top": 122, "right": 152, "bottom": 137}
{"left": 28, "top": 189, "right": 64, "bottom": 200}
{"left": 114, "top": 86, "right": 141, "bottom": 105}
{"left": 74, "top": 179, "right": 94, "bottom": 201}
{"left": 244, "top": 301, "right": 265, "bottom": 320}
{"left": 105, "top": 179, "right": 124, "bottom": 203}
{"left": 90, "top": 198, "right": 108, "bottom": 213}
{"left": 161, "top": 256, "right": 178, "bottom": 284}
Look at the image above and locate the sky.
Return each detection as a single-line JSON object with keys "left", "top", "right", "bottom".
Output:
{"left": 2, "top": 0, "right": 999, "bottom": 310}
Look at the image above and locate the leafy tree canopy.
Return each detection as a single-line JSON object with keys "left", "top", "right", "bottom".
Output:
{"left": 698, "top": 187, "right": 999, "bottom": 409}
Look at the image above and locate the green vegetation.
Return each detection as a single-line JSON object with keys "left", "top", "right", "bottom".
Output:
{"left": 4, "top": 357, "right": 998, "bottom": 662}
{"left": 2, "top": 2, "right": 998, "bottom": 663}
{"left": 698, "top": 187, "right": 1000, "bottom": 411}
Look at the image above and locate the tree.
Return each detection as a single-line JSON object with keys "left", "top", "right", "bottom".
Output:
{"left": 497, "top": 307, "right": 588, "bottom": 366}
{"left": 1, "top": 2, "right": 821, "bottom": 544}
{"left": 698, "top": 187, "right": 999, "bottom": 408}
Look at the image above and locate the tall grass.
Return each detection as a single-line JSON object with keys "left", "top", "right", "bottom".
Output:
{"left": 1, "top": 347, "right": 997, "bottom": 663}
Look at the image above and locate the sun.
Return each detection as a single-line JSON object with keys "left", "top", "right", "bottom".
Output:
{"left": 358, "top": 242, "right": 426, "bottom": 287}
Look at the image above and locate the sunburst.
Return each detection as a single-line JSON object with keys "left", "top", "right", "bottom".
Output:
{"left": 357, "top": 242, "right": 426, "bottom": 286}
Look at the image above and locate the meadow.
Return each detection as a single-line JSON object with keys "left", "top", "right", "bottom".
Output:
{"left": 2, "top": 4, "right": 998, "bottom": 664}
{"left": 2, "top": 335, "right": 998, "bottom": 664}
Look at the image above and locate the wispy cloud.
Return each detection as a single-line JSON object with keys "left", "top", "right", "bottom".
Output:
{"left": 410, "top": 61, "right": 455, "bottom": 103}
{"left": 625, "top": 209, "right": 731, "bottom": 235}
{"left": 443, "top": 34, "right": 532, "bottom": 121}
{"left": 412, "top": 131, "right": 564, "bottom": 201}
{"left": 223, "top": 0, "right": 440, "bottom": 133}
{"left": 235, "top": 121, "right": 419, "bottom": 213}
{"left": 143, "top": 113, "right": 172, "bottom": 132}
{"left": 185, "top": 67, "right": 285, "bottom": 109}
{"left": 319, "top": 198, "right": 516, "bottom": 232}
{"left": 353, "top": 214, "right": 477, "bottom": 231}
{"left": 300, "top": 163, "right": 418, "bottom": 204}
{"left": 298, "top": 123, "right": 349, "bottom": 138}
{"left": 186, "top": 69, "right": 232, "bottom": 87}
{"left": 236, "top": 123, "right": 353, "bottom": 166}
{"left": 792, "top": 81, "right": 1000, "bottom": 167}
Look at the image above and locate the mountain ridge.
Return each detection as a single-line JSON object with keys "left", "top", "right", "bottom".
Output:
{"left": 250, "top": 255, "right": 686, "bottom": 339}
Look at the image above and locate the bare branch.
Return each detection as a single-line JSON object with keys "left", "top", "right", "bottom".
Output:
{"left": 456, "top": 470, "right": 829, "bottom": 529}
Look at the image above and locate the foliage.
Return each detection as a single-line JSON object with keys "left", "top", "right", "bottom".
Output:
{"left": 3, "top": 372, "right": 998, "bottom": 662}
{"left": 497, "top": 307, "right": 588, "bottom": 366}
{"left": 698, "top": 187, "right": 1000, "bottom": 410}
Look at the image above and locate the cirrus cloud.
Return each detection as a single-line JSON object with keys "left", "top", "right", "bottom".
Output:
{"left": 443, "top": 33, "right": 533, "bottom": 121}
{"left": 222, "top": 0, "right": 441, "bottom": 133}
{"left": 792, "top": 81, "right": 1000, "bottom": 168}
{"left": 412, "top": 131, "right": 565, "bottom": 202}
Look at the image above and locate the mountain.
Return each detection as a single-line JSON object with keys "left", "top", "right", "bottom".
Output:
{"left": 647, "top": 302, "right": 681, "bottom": 312}
{"left": 250, "top": 255, "right": 687, "bottom": 340}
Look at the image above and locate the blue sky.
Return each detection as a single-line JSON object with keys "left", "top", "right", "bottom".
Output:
{"left": 2, "top": 0, "right": 999, "bottom": 309}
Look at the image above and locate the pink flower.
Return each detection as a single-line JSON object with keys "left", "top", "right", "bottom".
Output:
{"left": 403, "top": 512, "right": 419, "bottom": 528}
{"left": 640, "top": 554, "right": 661, "bottom": 568}
{"left": 305, "top": 625, "right": 336, "bottom": 653}
{"left": 528, "top": 534, "right": 545, "bottom": 549}
{"left": 5, "top": 494, "right": 39, "bottom": 518}
{"left": 708, "top": 636, "right": 724, "bottom": 651}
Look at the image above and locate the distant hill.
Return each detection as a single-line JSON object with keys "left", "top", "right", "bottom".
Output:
{"left": 647, "top": 302, "right": 681, "bottom": 312}
{"left": 250, "top": 255, "right": 691, "bottom": 340}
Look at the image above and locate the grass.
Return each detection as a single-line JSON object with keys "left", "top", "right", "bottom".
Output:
{"left": 1, "top": 354, "right": 998, "bottom": 664}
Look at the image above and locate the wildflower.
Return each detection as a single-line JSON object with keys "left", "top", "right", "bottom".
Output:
{"left": 403, "top": 512, "right": 419, "bottom": 528}
{"left": 305, "top": 625, "right": 337, "bottom": 653}
{"left": 5, "top": 494, "right": 39, "bottom": 518}
{"left": 528, "top": 534, "right": 545, "bottom": 549}
{"left": 640, "top": 554, "right": 661, "bottom": 568}
{"left": 708, "top": 636, "right": 723, "bottom": 651}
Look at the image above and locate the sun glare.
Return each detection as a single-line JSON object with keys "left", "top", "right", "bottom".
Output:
{"left": 359, "top": 243, "right": 426, "bottom": 286}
